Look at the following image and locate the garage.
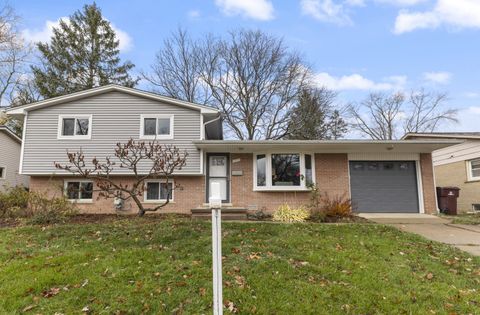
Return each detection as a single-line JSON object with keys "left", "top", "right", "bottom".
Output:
{"left": 349, "top": 161, "right": 420, "bottom": 213}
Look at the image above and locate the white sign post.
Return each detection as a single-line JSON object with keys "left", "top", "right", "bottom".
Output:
{"left": 209, "top": 182, "right": 223, "bottom": 315}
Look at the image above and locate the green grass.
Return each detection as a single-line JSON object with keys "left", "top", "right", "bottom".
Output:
{"left": 445, "top": 213, "right": 480, "bottom": 225}
{"left": 0, "top": 218, "right": 479, "bottom": 314}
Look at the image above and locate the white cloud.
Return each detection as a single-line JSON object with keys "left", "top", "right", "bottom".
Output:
{"left": 345, "top": 0, "right": 366, "bottom": 7}
{"left": 376, "top": 0, "right": 427, "bottom": 6}
{"left": 313, "top": 72, "right": 406, "bottom": 91}
{"left": 300, "top": 0, "right": 352, "bottom": 25}
{"left": 188, "top": 10, "right": 201, "bottom": 18}
{"left": 465, "top": 92, "right": 479, "bottom": 98}
{"left": 394, "top": 0, "right": 480, "bottom": 34}
{"left": 423, "top": 71, "right": 451, "bottom": 84}
{"left": 442, "top": 106, "right": 480, "bottom": 132}
{"left": 215, "top": 0, "right": 274, "bottom": 20}
{"left": 22, "top": 18, "right": 133, "bottom": 52}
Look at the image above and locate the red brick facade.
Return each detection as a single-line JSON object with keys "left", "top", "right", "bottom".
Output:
{"left": 29, "top": 153, "right": 437, "bottom": 214}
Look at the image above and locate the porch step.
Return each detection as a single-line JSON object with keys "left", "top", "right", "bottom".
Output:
{"left": 191, "top": 207, "right": 248, "bottom": 221}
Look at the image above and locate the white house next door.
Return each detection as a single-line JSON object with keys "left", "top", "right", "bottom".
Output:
{"left": 207, "top": 154, "right": 230, "bottom": 203}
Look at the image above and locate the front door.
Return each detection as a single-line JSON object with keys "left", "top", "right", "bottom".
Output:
{"left": 207, "top": 153, "right": 230, "bottom": 203}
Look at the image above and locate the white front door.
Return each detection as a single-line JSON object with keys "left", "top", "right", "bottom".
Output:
{"left": 207, "top": 154, "right": 229, "bottom": 202}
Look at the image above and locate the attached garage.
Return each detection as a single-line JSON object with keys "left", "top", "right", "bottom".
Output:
{"left": 349, "top": 161, "right": 420, "bottom": 213}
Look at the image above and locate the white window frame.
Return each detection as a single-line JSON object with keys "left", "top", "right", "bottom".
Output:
{"left": 0, "top": 166, "right": 5, "bottom": 179}
{"left": 466, "top": 158, "right": 480, "bottom": 181}
{"left": 64, "top": 180, "right": 94, "bottom": 203}
{"left": 57, "top": 115, "right": 93, "bottom": 140}
{"left": 143, "top": 179, "right": 175, "bottom": 203}
{"left": 253, "top": 152, "right": 315, "bottom": 191}
{"left": 140, "top": 114, "right": 174, "bottom": 140}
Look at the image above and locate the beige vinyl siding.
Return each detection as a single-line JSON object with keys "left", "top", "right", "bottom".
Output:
{"left": 22, "top": 91, "right": 202, "bottom": 175}
{"left": 432, "top": 139, "right": 480, "bottom": 166}
{"left": 0, "top": 132, "right": 28, "bottom": 191}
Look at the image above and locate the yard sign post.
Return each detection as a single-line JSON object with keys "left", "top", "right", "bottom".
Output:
{"left": 210, "top": 182, "right": 223, "bottom": 315}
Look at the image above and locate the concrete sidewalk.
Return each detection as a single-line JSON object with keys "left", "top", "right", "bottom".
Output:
{"left": 358, "top": 213, "right": 480, "bottom": 256}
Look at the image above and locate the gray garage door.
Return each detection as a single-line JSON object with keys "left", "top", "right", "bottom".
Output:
{"left": 349, "top": 161, "right": 419, "bottom": 213}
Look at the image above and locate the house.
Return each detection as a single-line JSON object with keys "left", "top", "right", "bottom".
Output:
{"left": 0, "top": 125, "right": 29, "bottom": 192}
{"left": 6, "top": 85, "right": 459, "bottom": 215}
{"left": 403, "top": 132, "right": 480, "bottom": 213}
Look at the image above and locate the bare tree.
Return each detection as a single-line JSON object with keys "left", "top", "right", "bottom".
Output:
{"left": 54, "top": 139, "right": 188, "bottom": 216}
{"left": 146, "top": 29, "right": 311, "bottom": 140}
{"left": 348, "top": 90, "right": 457, "bottom": 140}
{"left": 142, "top": 28, "right": 213, "bottom": 105}
{"left": 0, "top": 4, "right": 31, "bottom": 106}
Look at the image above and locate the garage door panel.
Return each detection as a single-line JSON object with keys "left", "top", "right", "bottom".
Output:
{"left": 350, "top": 161, "right": 419, "bottom": 213}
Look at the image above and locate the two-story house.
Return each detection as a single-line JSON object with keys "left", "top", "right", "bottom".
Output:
{"left": 0, "top": 125, "right": 29, "bottom": 191}
{"left": 6, "top": 85, "right": 459, "bottom": 215}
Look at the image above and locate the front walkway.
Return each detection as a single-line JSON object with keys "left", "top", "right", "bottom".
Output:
{"left": 358, "top": 213, "right": 480, "bottom": 256}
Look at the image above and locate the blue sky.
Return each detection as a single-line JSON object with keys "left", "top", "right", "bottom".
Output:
{"left": 14, "top": 0, "right": 480, "bottom": 132}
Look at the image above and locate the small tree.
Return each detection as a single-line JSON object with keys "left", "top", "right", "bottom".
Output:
{"left": 54, "top": 139, "right": 188, "bottom": 216}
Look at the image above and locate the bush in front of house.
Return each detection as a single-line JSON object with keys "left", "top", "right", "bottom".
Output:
{"left": 0, "top": 187, "right": 77, "bottom": 224}
{"left": 307, "top": 184, "right": 355, "bottom": 222}
{"left": 272, "top": 204, "right": 310, "bottom": 223}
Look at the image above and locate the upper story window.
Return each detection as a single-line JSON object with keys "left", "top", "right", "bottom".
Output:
{"left": 140, "top": 115, "right": 174, "bottom": 140}
{"left": 57, "top": 115, "right": 92, "bottom": 139}
{"left": 254, "top": 153, "right": 314, "bottom": 191}
{"left": 467, "top": 158, "right": 480, "bottom": 181}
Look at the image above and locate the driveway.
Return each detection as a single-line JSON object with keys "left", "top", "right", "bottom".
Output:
{"left": 359, "top": 213, "right": 480, "bottom": 256}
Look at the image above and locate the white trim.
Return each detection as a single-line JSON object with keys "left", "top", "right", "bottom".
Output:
{"left": 0, "top": 166, "right": 5, "bottom": 179}
{"left": 64, "top": 179, "right": 94, "bottom": 203}
{"left": 466, "top": 158, "right": 480, "bottom": 181}
{"left": 139, "top": 114, "right": 174, "bottom": 140}
{"left": 5, "top": 84, "right": 220, "bottom": 115}
{"left": 415, "top": 160, "right": 425, "bottom": 214}
{"left": 57, "top": 115, "right": 93, "bottom": 140}
{"left": 19, "top": 112, "right": 27, "bottom": 175}
{"left": 143, "top": 179, "right": 175, "bottom": 203}
{"left": 253, "top": 152, "right": 315, "bottom": 191}
{"left": 200, "top": 114, "right": 204, "bottom": 140}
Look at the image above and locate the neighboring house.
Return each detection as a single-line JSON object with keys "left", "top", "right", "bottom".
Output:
{"left": 404, "top": 132, "right": 480, "bottom": 213}
{"left": 0, "top": 125, "right": 29, "bottom": 192}
{"left": 6, "top": 85, "right": 459, "bottom": 215}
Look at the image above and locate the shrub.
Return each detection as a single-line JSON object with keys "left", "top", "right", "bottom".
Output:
{"left": 0, "top": 186, "right": 30, "bottom": 218}
{"left": 27, "top": 193, "right": 78, "bottom": 225}
{"left": 272, "top": 204, "right": 310, "bottom": 223}
{"left": 321, "top": 193, "right": 354, "bottom": 218}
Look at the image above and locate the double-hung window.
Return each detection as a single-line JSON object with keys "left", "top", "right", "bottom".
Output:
{"left": 254, "top": 153, "right": 314, "bottom": 190}
{"left": 144, "top": 180, "right": 174, "bottom": 202}
{"left": 64, "top": 180, "right": 93, "bottom": 202}
{"left": 140, "top": 115, "right": 174, "bottom": 139}
{"left": 467, "top": 158, "right": 480, "bottom": 181}
{"left": 58, "top": 115, "right": 92, "bottom": 139}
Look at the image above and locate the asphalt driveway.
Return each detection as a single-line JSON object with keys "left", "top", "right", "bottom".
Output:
{"left": 359, "top": 213, "right": 480, "bottom": 256}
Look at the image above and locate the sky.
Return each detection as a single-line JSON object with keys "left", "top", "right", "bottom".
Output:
{"left": 13, "top": 0, "right": 480, "bottom": 133}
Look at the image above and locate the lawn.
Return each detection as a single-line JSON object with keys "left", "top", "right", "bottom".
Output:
{"left": 444, "top": 213, "right": 480, "bottom": 225}
{"left": 0, "top": 217, "right": 479, "bottom": 314}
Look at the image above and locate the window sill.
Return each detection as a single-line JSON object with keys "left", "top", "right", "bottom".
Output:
{"left": 57, "top": 136, "right": 92, "bottom": 140}
{"left": 465, "top": 178, "right": 480, "bottom": 183}
{"left": 254, "top": 187, "right": 311, "bottom": 192}
{"left": 68, "top": 199, "right": 93, "bottom": 204}
{"left": 143, "top": 200, "right": 175, "bottom": 204}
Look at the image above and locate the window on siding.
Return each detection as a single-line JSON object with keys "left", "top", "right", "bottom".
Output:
{"left": 59, "top": 116, "right": 91, "bottom": 139}
{"left": 65, "top": 181, "right": 93, "bottom": 201}
{"left": 145, "top": 181, "right": 173, "bottom": 201}
{"left": 469, "top": 159, "right": 480, "bottom": 180}
{"left": 0, "top": 167, "right": 4, "bottom": 179}
{"left": 472, "top": 204, "right": 480, "bottom": 212}
{"left": 254, "top": 153, "right": 314, "bottom": 190}
{"left": 141, "top": 115, "right": 173, "bottom": 139}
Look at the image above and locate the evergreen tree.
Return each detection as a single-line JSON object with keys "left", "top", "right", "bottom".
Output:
{"left": 32, "top": 3, "right": 137, "bottom": 98}
{"left": 287, "top": 88, "right": 348, "bottom": 140}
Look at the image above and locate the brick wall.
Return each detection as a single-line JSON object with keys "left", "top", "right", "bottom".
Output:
{"left": 420, "top": 153, "right": 437, "bottom": 214}
{"left": 230, "top": 153, "right": 350, "bottom": 212}
{"left": 29, "top": 175, "right": 205, "bottom": 214}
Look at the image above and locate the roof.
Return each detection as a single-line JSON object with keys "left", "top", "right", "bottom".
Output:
{"left": 193, "top": 139, "right": 462, "bottom": 154}
{"left": 402, "top": 132, "right": 480, "bottom": 140}
{"left": 5, "top": 84, "right": 220, "bottom": 116}
{"left": 0, "top": 125, "right": 21, "bottom": 144}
